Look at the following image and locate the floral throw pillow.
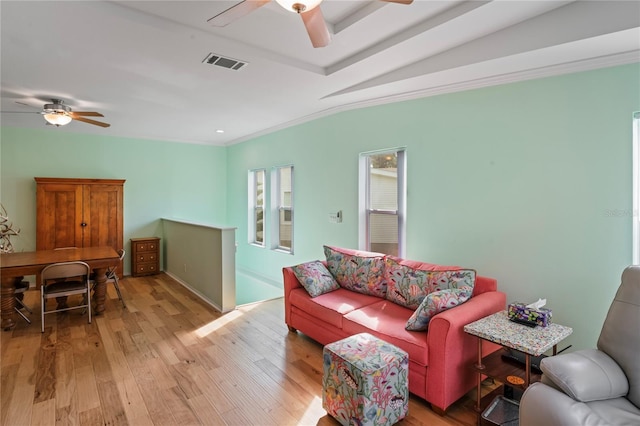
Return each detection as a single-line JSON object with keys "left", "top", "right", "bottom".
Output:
{"left": 405, "top": 286, "right": 474, "bottom": 331}
{"left": 291, "top": 260, "right": 340, "bottom": 297}
{"left": 323, "top": 245, "right": 387, "bottom": 298}
{"left": 385, "top": 257, "right": 476, "bottom": 309}
{"left": 428, "top": 269, "right": 476, "bottom": 291}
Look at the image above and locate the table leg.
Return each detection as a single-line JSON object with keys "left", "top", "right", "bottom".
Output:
{"left": 476, "top": 338, "right": 483, "bottom": 412}
{"left": 92, "top": 267, "right": 108, "bottom": 315}
{"left": 525, "top": 354, "right": 531, "bottom": 387}
{"left": 1, "top": 276, "right": 21, "bottom": 330}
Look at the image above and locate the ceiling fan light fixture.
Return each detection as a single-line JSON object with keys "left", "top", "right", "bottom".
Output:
{"left": 275, "top": 0, "right": 322, "bottom": 13}
{"left": 44, "top": 112, "right": 72, "bottom": 126}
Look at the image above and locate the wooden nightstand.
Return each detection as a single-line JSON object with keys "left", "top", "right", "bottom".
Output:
{"left": 131, "top": 237, "right": 160, "bottom": 277}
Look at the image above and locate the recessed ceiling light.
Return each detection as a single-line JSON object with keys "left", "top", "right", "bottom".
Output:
{"left": 216, "top": 129, "right": 224, "bottom": 133}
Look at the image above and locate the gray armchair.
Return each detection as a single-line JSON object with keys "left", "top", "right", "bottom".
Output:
{"left": 520, "top": 266, "right": 640, "bottom": 425}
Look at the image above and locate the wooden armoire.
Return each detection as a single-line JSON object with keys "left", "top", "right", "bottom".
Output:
{"left": 35, "top": 177, "right": 125, "bottom": 275}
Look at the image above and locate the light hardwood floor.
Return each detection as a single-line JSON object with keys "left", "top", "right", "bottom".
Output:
{"left": 1, "top": 273, "right": 486, "bottom": 426}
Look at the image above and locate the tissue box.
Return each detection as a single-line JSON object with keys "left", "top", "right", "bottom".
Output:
{"left": 508, "top": 302, "right": 552, "bottom": 327}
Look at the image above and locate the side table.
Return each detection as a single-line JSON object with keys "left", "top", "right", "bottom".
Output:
{"left": 464, "top": 310, "right": 572, "bottom": 422}
{"left": 131, "top": 237, "right": 160, "bottom": 277}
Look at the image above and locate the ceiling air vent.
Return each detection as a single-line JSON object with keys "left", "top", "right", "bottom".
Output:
{"left": 202, "top": 53, "right": 247, "bottom": 71}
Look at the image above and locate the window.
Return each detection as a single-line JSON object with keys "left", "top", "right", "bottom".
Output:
{"left": 249, "top": 169, "right": 265, "bottom": 246}
{"left": 633, "top": 112, "right": 640, "bottom": 264}
{"left": 272, "top": 165, "right": 293, "bottom": 252}
{"left": 359, "top": 149, "right": 406, "bottom": 257}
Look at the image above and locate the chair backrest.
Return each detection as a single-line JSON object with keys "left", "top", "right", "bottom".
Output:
{"left": 597, "top": 265, "right": 640, "bottom": 408}
{"left": 105, "top": 249, "right": 125, "bottom": 278}
{"left": 41, "top": 261, "right": 91, "bottom": 284}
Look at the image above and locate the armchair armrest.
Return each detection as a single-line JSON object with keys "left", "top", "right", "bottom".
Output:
{"left": 520, "top": 382, "right": 611, "bottom": 426}
{"left": 540, "top": 348, "right": 628, "bottom": 402}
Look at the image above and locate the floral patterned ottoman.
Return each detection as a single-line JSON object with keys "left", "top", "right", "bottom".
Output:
{"left": 322, "top": 333, "right": 409, "bottom": 425}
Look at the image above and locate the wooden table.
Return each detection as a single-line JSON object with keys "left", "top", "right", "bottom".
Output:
{"left": 0, "top": 246, "right": 119, "bottom": 330}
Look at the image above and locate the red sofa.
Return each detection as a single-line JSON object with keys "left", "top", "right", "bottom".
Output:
{"left": 283, "top": 254, "right": 506, "bottom": 414}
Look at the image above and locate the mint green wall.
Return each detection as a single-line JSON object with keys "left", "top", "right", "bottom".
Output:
{"left": 2, "top": 64, "right": 638, "bottom": 351}
{"left": 227, "top": 63, "right": 640, "bottom": 352}
{"left": 0, "top": 128, "right": 227, "bottom": 274}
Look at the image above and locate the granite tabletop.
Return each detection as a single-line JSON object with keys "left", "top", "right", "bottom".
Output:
{"left": 464, "top": 310, "right": 573, "bottom": 356}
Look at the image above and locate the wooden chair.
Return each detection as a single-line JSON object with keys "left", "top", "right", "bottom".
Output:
{"left": 40, "top": 261, "right": 92, "bottom": 333}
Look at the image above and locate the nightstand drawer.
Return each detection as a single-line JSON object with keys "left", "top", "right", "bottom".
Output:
{"left": 134, "top": 241, "right": 158, "bottom": 253}
{"left": 136, "top": 253, "right": 157, "bottom": 262}
{"left": 135, "top": 262, "right": 158, "bottom": 275}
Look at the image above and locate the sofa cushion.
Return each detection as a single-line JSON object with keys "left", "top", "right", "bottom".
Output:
{"left": 342, "top": 300, "right": 428, "bottom": 366}
{"left": 291, "top": 260, "right": 340, "bottom": 297}
{"left": 384, "top": 256, "right": 476, "bottom": 309}
{"left": 323, "top": 245, "right": 387, "bottom": 298}
{"left": 289, "top": 287, "right": 381, "bottom": 329}
{"left": 405, "top": 286, "right": 474, "bottom": 331}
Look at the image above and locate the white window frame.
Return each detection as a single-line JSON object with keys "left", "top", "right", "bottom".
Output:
{"left": 358, "top": 148, "right": 406, "bottom": 257}
{"left": 633, "top": 112, "right": 640, "bottom": 264}
{"left": 271, "top": 165, "right": 294, "bottom": 253}
{"left": 248, "top": 169, "right": 266, "bottom": 247}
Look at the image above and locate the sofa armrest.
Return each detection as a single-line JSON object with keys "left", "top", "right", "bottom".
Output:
{"left": 520, "top": 382, "right": 610, "bottom": 426}
{"left": 540, "top": 348, "right": 628, "bottom": 402}
{"left": 283, "top": 266, "right": 302, "bottom": 327}
{"left": 283, "top": 266, "right": 302, "bottom": 293}
{"left": 425, "top": 290, "right": 507, "bottom": 412}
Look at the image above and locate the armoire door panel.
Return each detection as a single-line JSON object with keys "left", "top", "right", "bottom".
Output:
{"left": 36, "top": 183, "right": 84, "bottom": 250}
{"left": 82, "top": 184, "right": 123, "bottom": 250}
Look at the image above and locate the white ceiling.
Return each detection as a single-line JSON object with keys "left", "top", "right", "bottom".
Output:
{"left": 1, "top": 0, "right": 639, "bottom": 146}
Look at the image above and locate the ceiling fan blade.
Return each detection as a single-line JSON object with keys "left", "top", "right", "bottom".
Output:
{"left": 72, "top": 116, "right": 110, "bottom": 128}
{"left": 0, "top": 111, "right": 41, "bottom": 114}
{"left": 300, "top": 6, "right": 331, "bottom": 48}
{"left": 1, "top": 100, "right": 40, "bottom": 113}
{"left": 380, "top": 0, "right": 413, "bottom": 4}
{"left": 208, "top": 0, "right": 271, "bottom": 27}
{"left": 69, "top": 111, "right": 104, "bottom": 117}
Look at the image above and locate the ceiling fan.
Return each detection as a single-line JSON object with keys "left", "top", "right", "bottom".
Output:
{"left": 2, "top": 99, "right": 110, "bottom": 128}
{"left": 208, "top": 0, "right": 413, "bottom": 48}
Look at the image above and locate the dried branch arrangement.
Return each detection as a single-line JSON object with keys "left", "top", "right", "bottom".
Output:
{"left": 0, "top": 204, "right": 20, "bottom": 253}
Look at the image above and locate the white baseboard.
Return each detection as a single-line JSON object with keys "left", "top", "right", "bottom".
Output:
{"left": 162, "top": 271, "right": 234, "bottom": 313}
